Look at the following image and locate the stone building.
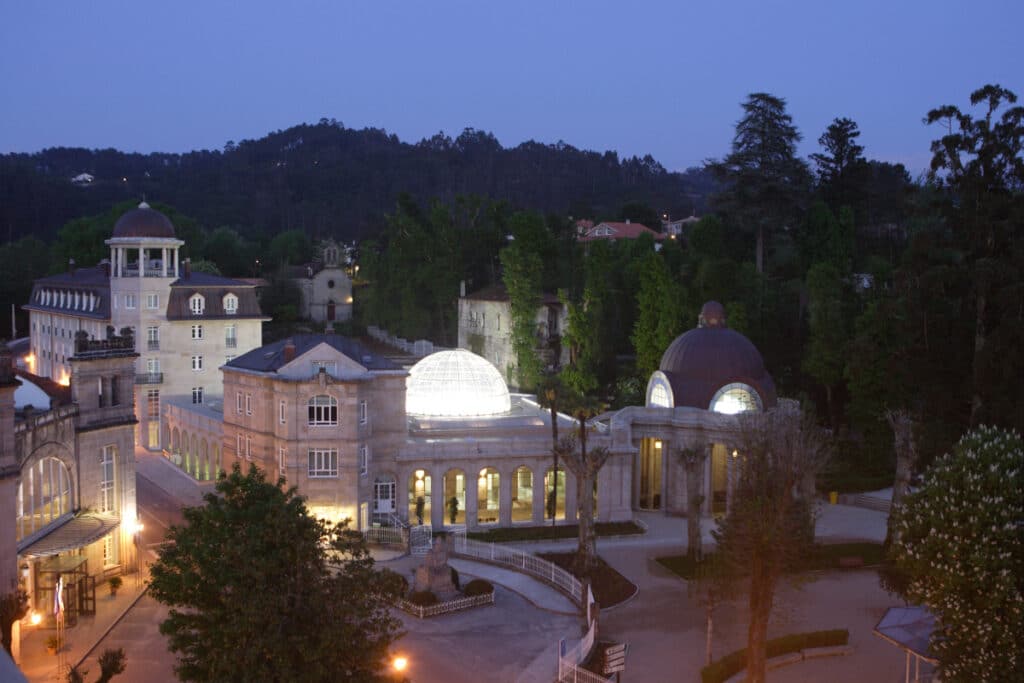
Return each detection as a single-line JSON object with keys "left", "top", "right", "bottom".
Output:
{"left": 456, "top": 283, "right": 568, "bottom": 389}
{"left": 289, "top": 240, "right": 353, "bottom": 323}
{"left": 159, "top": 301, "right": 778, "bottom": 532}
{"left": 23, "top": 202, "right": 267, "bottom": 451}
{"left": 1, "top": 332, "right": 138, "bottom": 658}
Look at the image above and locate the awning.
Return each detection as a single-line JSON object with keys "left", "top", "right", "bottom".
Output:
{"left": 873, "top": 605, "right": 939, "bottom": 663}
{"left": 17, "top": 512, "right": 121, "bottom": 559}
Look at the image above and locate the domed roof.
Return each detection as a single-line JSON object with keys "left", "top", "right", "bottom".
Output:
{"left": 406, "top": 349, "right": 511, "bottom": 417}
{"left": 656, "top": 301, "right": 776, "bottom": 410}
{"left": 111, "top": 202, "right": 176, "bottom": 239}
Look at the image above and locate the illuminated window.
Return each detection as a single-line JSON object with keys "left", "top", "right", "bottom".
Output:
{"left": 308, "top": 448, "right": 338, "bottom": 478}
{"left": 99, "top": 445, "right": 116, "bottom": 513}
{"left": 308, "top": 395, "right": 337, "bottom": 426}
{"left": 16, "top": 457, "right": 72, "bottom": 542}
{"left": 710, "top": 383, "right": 763, "bottom": 415}
{"left": 406, "top": 349, "right": 510, "bottom": 416}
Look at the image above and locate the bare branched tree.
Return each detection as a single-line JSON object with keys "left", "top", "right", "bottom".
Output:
{"left": 713, "top": 404, "right": 831, "bottom": 683}
{"left": 679, "top": 438, "right": 707, "bottom": 562}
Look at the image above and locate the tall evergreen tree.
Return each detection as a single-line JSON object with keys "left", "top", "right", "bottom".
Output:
{"left": 811, "top": 117, "right": 867, "bottom": 209}
{"left": 709, "top": 93, "right": 811, "bottom": 274}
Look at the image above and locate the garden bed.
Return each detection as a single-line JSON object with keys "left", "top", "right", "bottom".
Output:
{"left": 466, "top": 521, "right": 644, "bottom": 543}
{"left": 657, "top": 542, "right": 885, "bottom": 579}
{"left": 700, "top": 629, "right": 849, "bottom": 683}
{"left": 537, "top": 552, "right": 637, "bottom": 608}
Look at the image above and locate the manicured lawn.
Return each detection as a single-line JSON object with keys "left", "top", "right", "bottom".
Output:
{"left": 465, "top": 521, "right": 644, "bottom": 543}
{"left": 657, "top": 542, "right": 885, "bottom": 579}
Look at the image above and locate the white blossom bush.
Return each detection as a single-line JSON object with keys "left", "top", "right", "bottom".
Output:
{"left": 891, "top": 426, "right": 1023, "bottom": 681}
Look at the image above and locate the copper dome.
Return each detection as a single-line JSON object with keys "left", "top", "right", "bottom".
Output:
{"left": 657, "top": 301, "right": 776, "bottom": 410}
{"left": 111, "top": 202, "right": 176, "bottom": 239}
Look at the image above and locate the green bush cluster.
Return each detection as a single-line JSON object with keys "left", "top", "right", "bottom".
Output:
{"left": 462, "top": 579, "right": 494, "bottom": 597}
{"left": 407, "top": 590, "right": 438, "bottom": 607}
{"left": 700, "top": 629, "right": 848, "bottom": 683}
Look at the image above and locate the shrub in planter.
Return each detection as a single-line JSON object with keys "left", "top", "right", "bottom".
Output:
{"left": 407, "top": 590, "right": 438, "bottom": 607}
{"left": 463, "top": 579, "right": 494, "bottom": 597}
{"left": 108, "top": 576, "right": 123, "bottom": 596}
{"left": 45, "top": 635, "right": 59, "bottom": 654}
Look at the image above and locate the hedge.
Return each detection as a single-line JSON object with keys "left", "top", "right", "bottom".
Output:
{"left": 700, "top": 629, "right": 849, "bottom": 683}
{"left": 407, "top": 590, "right": 438, "bottom": 607}
{"left": 462, "top": 579, "right": 495, "bottom": 597}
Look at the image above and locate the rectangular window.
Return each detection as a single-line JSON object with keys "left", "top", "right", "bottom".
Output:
{"left": 359, "top": 444, "right": 368, "bottom": 476}
{"left": 308, "top": 448, "right": 338, "bottom": 478}
{"left": 125, "top": 294, "right": 136, "bottom": 309}
{"left": 307, "top": 395, "right": 338, "bottom": 426}
{"left": 147, "top": 326, "right": 159, "bottom": 351}
{"left": 192, "top": 386, "right": 203, "bottom": 404}
{"left": 146, "top": 293, "right": 159, "bottom": 309}
{"left": 236, "top": 433, "right": 243, "bottom": 456}
{"left": 100, "top": 445, "right": 116, "bottom": 513}
{"left": 191, "top": 324, "right": 203, "bottom": 340}
{"left": 225, "top": 355, "right": 235, "bottom": 363}
{"left": 245, "top": 435, "right": 252, "bottom": 461}
{"left": 102, "top": 533, "right": 118, "bottom": 568}
{"left": 224, "top": 295, "right": 238, "bottom": 314}
{"left": 236, "top": 391, "right": 243, "bottom": 414}
{"left": 191, "top": 355, "right": 203, "bottom": 372}
{"left": 359, "top": 400, "right": 368, "bottom": 425}
{"left": 311, "top": 360, "right": 337, "bottom": 375}
{"left": 278, "top": 447, "right": 286, "bottom": 476}
{"left": 245, "top": 393, "right": 252, "bottom": 416}
{"left": 225, "top": 324, "right": 237, "bottom": 348}
{"left": 147, "top": 358, "right": 160, "bottom": 375}
{"left": 147, "top": 389, "right": 160, "bottom": 418}
{"left": 279, "top": 400, "right": 286, "bottom": 424}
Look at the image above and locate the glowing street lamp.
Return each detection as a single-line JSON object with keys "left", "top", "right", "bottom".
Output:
{"left": 392, "top": 655, "right": 408, "bottom": 672}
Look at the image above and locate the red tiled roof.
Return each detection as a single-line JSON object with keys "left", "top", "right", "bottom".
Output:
{"left": 579, "top": 221, "right": 665, "bottom": 242}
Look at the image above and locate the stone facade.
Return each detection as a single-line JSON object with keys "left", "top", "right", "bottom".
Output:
{"left": 291, "top": 240, "right": 353, "bottom": 323}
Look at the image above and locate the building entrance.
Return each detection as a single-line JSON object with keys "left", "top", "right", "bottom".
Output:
{"left": 639, "top": 438, "right": 663, "bottom": 510}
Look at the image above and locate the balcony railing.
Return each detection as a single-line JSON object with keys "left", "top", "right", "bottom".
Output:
{"left": 147, "top": 340, "right": 160, "bottom": 351}
{"left": 135, "top": 372, "right": 163, "bottom": 385}
{"left": 225, "top": 337, "right": 237, "bottom": 348}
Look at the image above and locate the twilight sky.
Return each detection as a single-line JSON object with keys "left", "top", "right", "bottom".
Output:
{"left": 2, "top": 1, "right": 1021, "bottom": 174}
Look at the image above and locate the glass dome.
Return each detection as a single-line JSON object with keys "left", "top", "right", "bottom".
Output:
{"left": 406, "top": 349, "right": 511, "bottom": 417}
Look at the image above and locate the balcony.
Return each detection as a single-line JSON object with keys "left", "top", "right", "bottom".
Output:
{"left": 147, "top": 340, "right": 160, "bottom": 351}
{"left": 135, "top": 373, "right": 163, "bottom": 385}
{"left": 225, "top": 337, "right": 237, "bottom": 348}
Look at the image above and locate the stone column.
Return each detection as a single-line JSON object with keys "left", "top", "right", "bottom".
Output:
{"left": 564, "top": 469, "right": 577, "bottom": 522}
{"left": 498, "top": 466, "right": 512, "bottom": 527}
{"left": 661, "top": 437, "right": 671, "bottom": 513}
{"left": 726, "top": 446, "right": 735, "bottom": 514}
{"left": 532, "top": 466, "right": 546, "bottom": 524}
{"left": 703, "top": 444, "right": 714, "bottom": 515}
{"left": 430, "top": 468, "right": 445, "bottom": 529}
{"left": 465, "top": 473, "right": 479, "bottom": 529}
{"left": 138, "top": 246, "right": 145, "bottom": 277}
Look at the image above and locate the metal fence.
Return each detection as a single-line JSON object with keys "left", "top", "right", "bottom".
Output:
{"left": 451, "top": 537, "right": 583, "bottom": 605}
{"left": 362, "top": 526, "right": 404, "bottom": 546}
{"left": 396, "top": 591, "right": 495, "bottom": 619}
{"left": 557, "top": 618, "right": 610, "bottom": 682}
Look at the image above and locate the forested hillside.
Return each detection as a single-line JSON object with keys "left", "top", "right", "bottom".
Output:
{"left": 0, "top": 119, "right": 714, "bottom": 243}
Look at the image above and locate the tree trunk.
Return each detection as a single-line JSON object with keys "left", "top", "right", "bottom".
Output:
{"left": 886, "top": 409, "right": 916, "bottom": 544}
{"left": 550, "top": 402, "right": 558, "bottom": 527}
{"left": 705, "top": 600, "right": 714, "bottom": 666}
{"left": 684, "top": 450, "right": 705, "bottom": 561}
{"left": 746, "top": 566, "right": 774, "bottom": 683}
{"left": 574, "top": 467, "right": 598, "bottom": 576}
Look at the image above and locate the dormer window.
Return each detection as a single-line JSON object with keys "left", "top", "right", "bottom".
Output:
{"left": 189, "top": 294, "right": 205, "bottom": 315}
{"left": 223, "top": 293, "right": 238, "bottom": 315}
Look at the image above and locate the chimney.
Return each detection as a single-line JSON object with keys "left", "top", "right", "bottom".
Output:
{"left": 282, "top": 338, "right": 296, "bottom": 364}
{"left": 183, "top": 258, "right": 192, "bottom": 278}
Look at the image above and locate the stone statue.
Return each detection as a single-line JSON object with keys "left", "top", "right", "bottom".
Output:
{"left": 412, "top": 537, "right": 457, "bottom": 598}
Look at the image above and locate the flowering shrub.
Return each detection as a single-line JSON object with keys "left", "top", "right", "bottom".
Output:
{"left": 890, "top": 426, "right": 1023, "bottom": 681}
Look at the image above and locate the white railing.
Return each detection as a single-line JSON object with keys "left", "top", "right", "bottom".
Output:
{"left": 557, "top": 617, "right": 609, "bottom": 682}
{"left": 397, "top": 591, "right": 495, "bottom": 618}
{"left": 410, "top": 524, "right": 432, "bottom": 555}
{"left": 363, "top": 526, "right": 404, "bottom": 546}
{"left": 451, "top": 537, "right": 583, "bottom": 605}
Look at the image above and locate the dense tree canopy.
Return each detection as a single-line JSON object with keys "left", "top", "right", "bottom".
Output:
{"left": 149, "top": 465, "right": 405, "bottom": 683}
{"left": 889, "top": 426, "right": 1023, "bottom": 681}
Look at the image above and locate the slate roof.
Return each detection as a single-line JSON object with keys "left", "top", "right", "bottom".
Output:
{"left": 23, "top": 266, "right": 111, "bottom": 321}
{"left": 166, "top": 274, "right": 266, "bottom": 320}
{"left": 225, "top": 334, "right": 400, "bottom": 373}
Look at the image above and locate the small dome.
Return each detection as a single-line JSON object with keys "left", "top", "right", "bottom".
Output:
{"left": 406, "top": 349, "right": 511, "bottom": 417}
{"left": 112, "top": 202, "right": 176, "bottom": 238}
{"left": 655, "top": 301, "right": 776, "bottom": 411}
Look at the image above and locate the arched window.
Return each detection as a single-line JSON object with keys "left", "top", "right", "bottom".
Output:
{"left": 189, "top": 293, "right": 205, "bottom": 315}
{"left": 710, "top": 383, "right": 763, "bottom": 414}
{"left": 223, "top": 293, "right": 238, "bottom": 314}
{"left": 17, "top": 456, "right": 73, "bottom": 541}
{"left": 307, "top": 395, "right": 338, "bottom": 426}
